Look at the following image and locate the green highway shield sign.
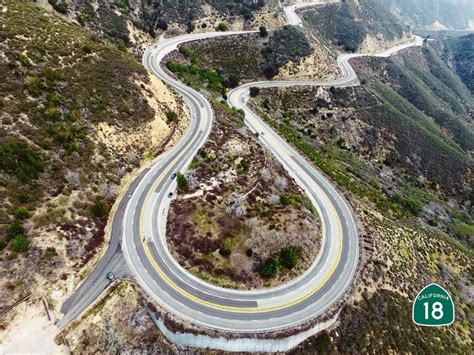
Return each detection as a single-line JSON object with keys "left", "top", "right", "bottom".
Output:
{"left": 412, "top": 283, "right": 455, "bottom": 326}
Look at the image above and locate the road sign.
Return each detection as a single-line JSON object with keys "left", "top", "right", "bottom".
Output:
{"left": 412, "top": 283, "right": 455, "bottom": 326}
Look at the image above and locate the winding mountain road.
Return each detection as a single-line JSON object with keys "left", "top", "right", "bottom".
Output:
{"left": 59, "top": 1, "right": 422, "bottom": 334}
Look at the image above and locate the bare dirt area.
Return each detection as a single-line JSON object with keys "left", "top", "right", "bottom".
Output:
{"left": 0, "top": 300, "right": 67, "bottom": 354}
{"left": 167, "top": 101, "right": 321, "bottom": 290}
{"left": 63, "top": 282, "right": 173, "bottom": 353}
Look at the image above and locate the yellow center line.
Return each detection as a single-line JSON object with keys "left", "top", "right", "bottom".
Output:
{"left": 136, "top": 115, "right": 344, "bottom": 313}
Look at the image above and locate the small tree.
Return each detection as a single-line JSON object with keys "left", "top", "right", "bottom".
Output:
{"left": 263, "top": 65, "right": 278, "bottom": 79}
{"left": 7, "top": 221, "right": 24, "bottom": 240}
{"left": 14, "top": 207, "right": 29, "bottom": 220}
{"left": 11, "top": 234, "right": 29, "bottom": 253}
{"left": 166, "top": 110, "right": 178, "bottom": 123}
{"left": 259, "top": 25, "right": 268, "bottom": 37}
{"left": 279, "top": 246, "right": 302, "bottom": 270}
{"left": 157, "top": 19, "right": 168, "bottom": 31}
{"left": 176, "top": 172, "right": 188, "bottom": 192}
{"left": 249, "top": 87, "right": 260, "bottom": 97}
{"left": 259, "top": 258, "right": 279, "bottom": 278}
{"left": 186, "top": 21, "right": 195, "bottom": 33}
{"left": 217, "top": 22, "right": 228, "bottom": 31}
{"left": 228, "top": 74, "right": 240, "bottom": 88}
{"left": 91, "top": 198, "right": 110, "bottom": 218}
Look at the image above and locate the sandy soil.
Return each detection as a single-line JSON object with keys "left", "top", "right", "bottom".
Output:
{"left": 358, "top": 32, "right": 415, "bottom": 54}
{"left": 0, "top": 301, "right": 67, "bottom": 355}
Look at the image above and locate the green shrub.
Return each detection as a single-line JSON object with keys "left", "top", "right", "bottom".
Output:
{"left": 165, "top": 61, "right": 225, "bottom": 92}
{"left": 219, "top": 236, "right": 236, "bottom": 258}
{"left": 0, "top": 138, "right": 43, "bottom": 182}
{"left": 17, "top": 52, "right": 30, "bottom": 65}
{"left": 14, "top": 207, "right": 29, "bottom": 220}
{"left": 279, "top": 246, "right": 302, "bottom": 269}
{"left": 259, "top": 25, "right": 268, "bottom": 37}
{"left": 166, "top": 110, "right": 178, "bottom": 122}
{"left": 217, "top": 22, "right": 228, "bottom": 31}
{"left": 176, "top": 172, "right": 188, "bottom": 191}
{"left": 11, "top": 234, "right": 29, "bottom": 253}
{"left": 7, "top": 252, "right": 18, "bottom": 260}
{"left": 91, "top": 199, "right": 110, "bottom": 218}
{"left": 6, "top": 221, "right": 24, "bottom": 240}
{"left": 259, "top": 258, "right": 279, "bottom": 278}
{"left": 49, "top": 0, "right": 68, "bottom": 14}
{"left": 249, "top": 87, "right": 260, "bottom": 97}
{"left": 117, "top": 39, "right": 127, "bottom": 52}
{"left": 114, "top": 0, "right": 127, "bottom": 8}
{"left": 42, "top": 248, "right": 57, "bottom": 260}
{"left": 453, "top": 222, "right": 474, "bottom": 237}
{"left": 280, "top": 195, "right": 291, "bottom": 206}
{"left": 82, "top": 44, "right": 93, "bottom": 54}
{"left": 394, "top": 192, "right": 423, "bottom": 216}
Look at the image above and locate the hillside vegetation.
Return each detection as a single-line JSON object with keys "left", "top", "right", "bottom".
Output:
{"left": 167, "top": 102, "right": 320, "bottom": 289}
{"left": 0, "top": 0, "right": 176, "bottom": 318}
{"left": 253, "top": 42, "right": 473, "bottom": 241}
{"left": 250, "top": 44, "right": 473, "bottom": 352}
{"left": 301, "top": 0, "right": 409, "bottom": 52}
{"left": 48, "top": 0, "right": 281, "bottom": 48}
{"left": 178, "top": 25, "right": 312, "bottom": 84}
{"left": 379, "top": 0, "right": 474, "bottom": 30}
{"left": 441, "top": 34, "right": 474, "bottom": 94}
{"left": 355, "top": 45, "right": 474, "bottom": 154}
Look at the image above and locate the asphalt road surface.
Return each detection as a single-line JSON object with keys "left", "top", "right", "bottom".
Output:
{"left": 59, "top": 1, "right": 422, "bottom": 333}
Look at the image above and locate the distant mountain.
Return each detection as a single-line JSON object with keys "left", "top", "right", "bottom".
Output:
{"left": 443, "top": 34, "right": 474, "bottom": 94}
{"left": 379, "top": 0, "right": 474, "bottom": 30}
{"left": 301, "top": 0, "right": 409, "bottom": 53}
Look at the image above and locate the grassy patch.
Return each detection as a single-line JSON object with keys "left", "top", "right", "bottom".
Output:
{"left": 262, "top": 115, "right": 406, "bottom": 216}
{"left": 166, "top": 61, "right": 225, "bottom": 92}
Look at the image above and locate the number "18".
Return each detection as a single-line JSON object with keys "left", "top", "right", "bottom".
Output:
{"left": 424, "top": 302, "right": 444, "bottom": 320}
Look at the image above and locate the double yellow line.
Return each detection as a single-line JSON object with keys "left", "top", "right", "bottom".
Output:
{"left": 137, "top": 125, "right": 344, "bottom": 313}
